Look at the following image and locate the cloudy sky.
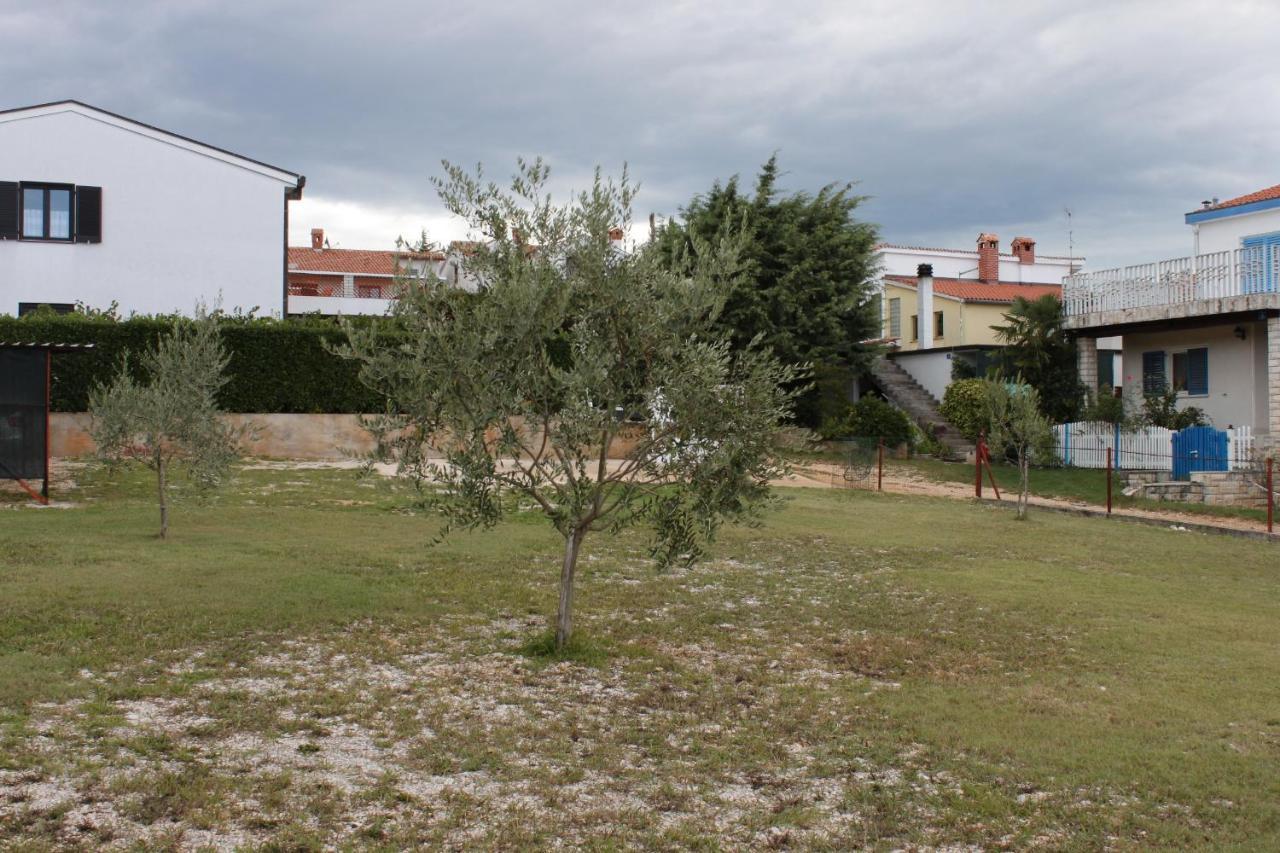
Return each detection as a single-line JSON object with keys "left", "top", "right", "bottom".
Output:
{"left": 5, "top": 0, "right": 1278, "bottom": 269}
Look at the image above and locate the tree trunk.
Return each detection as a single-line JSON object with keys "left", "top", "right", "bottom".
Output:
{"left": 555, "top": 527, "right": 585, "bottom": 650}
{"left": 157, "top": 456, "right": 169, "bottom": 539}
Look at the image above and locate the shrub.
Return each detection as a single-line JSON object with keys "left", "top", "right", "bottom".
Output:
{"left": 0, "top": 312, "right": 389, "bottom": 413}
{"left": 819, "top": 394, "right": 915, "bottom": 447}
{"left": 1082, "top": 385, "right": 1126, "bottom": 425}
{"left": 939, "top": 378, "right": 989, "bottom": 440}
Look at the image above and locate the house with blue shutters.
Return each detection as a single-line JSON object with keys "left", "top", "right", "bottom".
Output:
{"left": 1063, "top": 182, "right": 1280, "bottom": 440}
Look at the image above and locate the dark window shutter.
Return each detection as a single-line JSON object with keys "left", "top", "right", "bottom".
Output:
{"left": 75, "top": 186, "right": 102, "bottom": 243}
{"left": 1186, "top": 347, "right": 1208, "bottom": 396}
{"left": 1142, "top": 350, "right": 1166, "bottom": 394}
{"left": 0, "top": 181, "right": 18, "bottom": 239}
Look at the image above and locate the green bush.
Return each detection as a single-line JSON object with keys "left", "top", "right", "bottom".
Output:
{"left": 0, "top": 312, "right": 388, "bottom": 413}
{"left": 939, "top": 378, "right": 990, "bottom": 440}
{"left": 819, "top": 394, "right": 915, "bottom": 447}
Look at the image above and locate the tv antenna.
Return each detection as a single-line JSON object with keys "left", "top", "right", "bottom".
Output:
{"left": 1064, "top": 207, "right": 1076, "bottom": 272}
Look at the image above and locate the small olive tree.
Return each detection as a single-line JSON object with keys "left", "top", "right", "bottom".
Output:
{"left": 89, "top": 312, "right": 241, "bottom": 538}
{"left": 983, "top": 378, "right": 1053, "bottom": 520}
{"left": 340, "top": 159, "right": 800, "bottom": 650}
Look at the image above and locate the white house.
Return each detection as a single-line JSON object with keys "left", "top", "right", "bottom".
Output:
{"left": 1064, "top": 182, "right": 1280, "bottom": 439}
{"left": 0, "top": 100, "right": 304, "bottom": 317}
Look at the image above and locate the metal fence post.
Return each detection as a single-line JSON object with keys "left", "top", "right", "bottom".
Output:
{"left": 877, "top": 438, "right": 884, "bottom": 492}
{"left": 975, "top": 433, "right": 984, "bottom": 498}
{"left": 1106, "top": 447, "right": 1113, "bottom": 516}
{"left": 1268, "top": 457, "right": 1274, "bottom": 534}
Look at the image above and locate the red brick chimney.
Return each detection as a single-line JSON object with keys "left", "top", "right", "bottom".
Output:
{"left": 608, "top": 226, "right": 624, "bottom": 242}
{"left": 1011, "top": 236, "right": 1035, "bottom": 265}
{"left": 977, "top": 233, "right": 999, "bottom": 283}
{"left": 311, "top": 228, "right": 324, "bottom": 251}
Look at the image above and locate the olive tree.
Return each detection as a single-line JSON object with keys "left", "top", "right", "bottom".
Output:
{"left": 983, "top": 378, "right": 1053, "bottom": 520}
{"left": 340, "top": 159, "right": 800, "bottom": 650}
{"left": 88, "top": 312, "right": 241, "bottom": 538}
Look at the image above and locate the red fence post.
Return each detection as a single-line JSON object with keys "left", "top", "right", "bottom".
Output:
{"left": 1268, "top": 457, "right": 1274, "bottom": 535}
{"left": 975, "top": 433, "right": 984, "bottom": 499}
{"left": 1106, "top": 447, "right": 1113, "bottom": 516}
{"left": 877, "top": 438, "right": 884, "bottom": 492}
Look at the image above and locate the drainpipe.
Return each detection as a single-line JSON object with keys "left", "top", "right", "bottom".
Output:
{"left": 917, "top": 263, "right": 934, "bottom": 350}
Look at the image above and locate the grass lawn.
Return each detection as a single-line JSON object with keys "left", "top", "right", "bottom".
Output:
{"left": 2, "top": 464, "right": 1279, "bottom": 849}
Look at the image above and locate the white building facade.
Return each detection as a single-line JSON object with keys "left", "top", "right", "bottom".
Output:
{"left": 0, "top": 101, "right": 303, "bottom": 318}
{"left": 1064, "top": 182, "right": 1280, "bottom": 438}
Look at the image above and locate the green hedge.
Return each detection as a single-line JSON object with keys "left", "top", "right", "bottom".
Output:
{"left": 0, "top": 313, "right": 386, "bottom": 413}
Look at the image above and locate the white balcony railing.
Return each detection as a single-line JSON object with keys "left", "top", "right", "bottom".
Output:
{"left": 1063, "top": 247, "right": 1279, "bottom": 317}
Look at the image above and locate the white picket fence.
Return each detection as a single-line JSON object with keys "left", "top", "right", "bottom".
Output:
{"left": 1053, "top": 422, "right": 1255, "bottom": 471}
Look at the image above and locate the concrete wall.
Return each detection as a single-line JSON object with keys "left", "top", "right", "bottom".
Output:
{"left": 0, "top": 104, "right": 297, "bottom": 317}
{"left": 891, "top": 350, "right": 955, "bottom": 401}
{"left": 1120, "top": 320, "right": 1268, "bottom": 430}
{"left": 50, "top": 413, "right": 647, "bottom": 461}
{"left": 878, "top": 245, "right": 1076, "bottom": 284}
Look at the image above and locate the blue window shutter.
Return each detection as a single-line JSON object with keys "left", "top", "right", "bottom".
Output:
{"left": 1142, "top": 350, "right": 1166, "bottom": 394}
{"left": 1186, "top": 347, "right": 1208, "bottom": 396}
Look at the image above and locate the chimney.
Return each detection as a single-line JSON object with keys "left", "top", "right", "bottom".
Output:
{"left": 608, "top": 226, "right": 624, "bottom": 247}
{"left": 1011, "top": 236, "right": 1035, "bottom": 265}
{"left": 977, "top": 233, "right": 999, "bottom": 283}
{"left": 917, "top": 263, "right": 934, "bottom": 350}
{"left": 311, "top": 228, "right": 324, "bottom": 251}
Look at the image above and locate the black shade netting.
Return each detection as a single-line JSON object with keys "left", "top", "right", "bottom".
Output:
{"left": 0, "top": 350, "right": 47, "bottom": 480}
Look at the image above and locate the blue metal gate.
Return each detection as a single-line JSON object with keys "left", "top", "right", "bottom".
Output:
{"left": 1172, "top": 426, "right": 1228, "bottom": 479}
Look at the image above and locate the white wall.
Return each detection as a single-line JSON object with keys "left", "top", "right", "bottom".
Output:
{"left": 287, "top": 294, "right": 394, "bottom": 316}
{"left": 1121, "top": 321, "right": 1268, "bottom": 430}
{"left": 878, "top": 245, "right": 1077, "bottom": 283}
{"left": 892, "top": 349, "right": 956, "bottom": 401}
{"left": 1195, "top": 207, "right": 1280, "bottom": 255}
{"left": 0, "top": 108, "right": 296, "bottom": 317}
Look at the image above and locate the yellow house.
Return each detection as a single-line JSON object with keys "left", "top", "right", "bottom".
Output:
{"left": 880, "top": 274, "right": 1061, "bottom": 351}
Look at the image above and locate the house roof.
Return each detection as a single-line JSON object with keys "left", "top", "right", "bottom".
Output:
{"left": 884, "top": 275, "right": 1061, "bottom": 304}
{"left": 1199, "top": 182, "right": 1280, "bottom": 213}
{"left": 288, "top": 246, "right": 443, "bottom": 277}
{"left": 0, "top": 100, "right": 304, "bottom": 192}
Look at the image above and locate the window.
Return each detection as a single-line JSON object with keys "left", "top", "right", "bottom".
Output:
{"left": 20, "top": 183, "right": 74, "bottom": 241}
{"left": 934, "top": 311, "right": 944, "bottom": 339}
{"left": 910, "top": 314, "right": 918, "bottom": 341}
{"left": 1142, "top": 350, "right": 1166, "bottom": 394}
{"left": 1098, "top": 351, "right": 1115, "bottom": 390}
{"left": 0, "top": 182, "right": 101, "bottom": 243}
{"left": 1173, "top": 347, "right": 1208, "bottom": 395}
{"left": 17, "top": 302, "right": 76, "bottom": 317}
{"left": 888, "top": 298, "right": 901, "bottom": 338}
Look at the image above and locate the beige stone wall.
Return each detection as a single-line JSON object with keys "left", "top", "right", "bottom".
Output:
{"left": 50, "top": 413, "right": 645, "bottom": 461}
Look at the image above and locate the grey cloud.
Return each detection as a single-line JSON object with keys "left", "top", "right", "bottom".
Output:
{"left": 5, "top": 0, "right": 1279, "bottom": 268}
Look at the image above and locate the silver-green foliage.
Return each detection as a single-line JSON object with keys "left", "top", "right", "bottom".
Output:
{"left": 982, "top": 378, "right": 1053, "bottom": 520}
{"left": 340, "top": 159, "right": 801, "bottom": 648}
{"left": 88, "top": 312, "right": 241, "bottom": 538}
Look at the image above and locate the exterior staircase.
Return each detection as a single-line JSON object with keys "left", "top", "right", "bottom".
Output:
{"left": 868, "top": 356, "right": 975, "bottom": 461}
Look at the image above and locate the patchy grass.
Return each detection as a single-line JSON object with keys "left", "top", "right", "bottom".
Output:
{"left": 1, "top": 464, "right": 1279, "bottom": 848}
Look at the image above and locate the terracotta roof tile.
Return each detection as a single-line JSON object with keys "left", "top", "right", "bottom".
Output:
{"left": 884, "top": 275, "right": 1061, "bottom": 304}
{"left": 1202, "top": 182, "right": 1280, "bottom": 212}
{"left": 287, "top": 246, "right": 443, "bottom": 276}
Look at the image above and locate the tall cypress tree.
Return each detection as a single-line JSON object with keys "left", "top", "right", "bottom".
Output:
{"left": 655, "top": 156, "right": 879, "bottom": 426}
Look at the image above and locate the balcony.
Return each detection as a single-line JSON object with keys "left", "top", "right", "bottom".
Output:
{"left": 1063, "top": 247, "right": 1280, "bottom": 329}
{"left": 286, "top": 279, "right": 407, "bottom": 316}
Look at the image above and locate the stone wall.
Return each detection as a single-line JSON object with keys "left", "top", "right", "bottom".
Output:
{"left": 50, "top": 413, "right": 647, "bottom": 461}
{"left": 1192, "top": 470, "right": 1270, "bottom": 509}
